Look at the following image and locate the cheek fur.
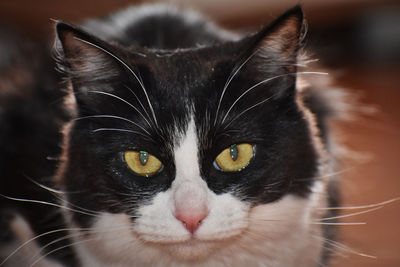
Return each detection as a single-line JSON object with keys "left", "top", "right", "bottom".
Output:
{"left": 68, "top": 181, "right": 327, "bottom": 267}
{"left": 133, "top": 189, "right": 250, "bottom": 244}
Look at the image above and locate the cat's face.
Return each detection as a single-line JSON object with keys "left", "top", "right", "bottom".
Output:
{"left": 56, "top": 6, "right": 327, "bottom": 266}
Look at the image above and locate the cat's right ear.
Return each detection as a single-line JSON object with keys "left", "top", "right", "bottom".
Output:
{"left": 55, "top": 22, "right": 121, "bottom": 88}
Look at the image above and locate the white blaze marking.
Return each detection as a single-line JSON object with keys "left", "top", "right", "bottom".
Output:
{"left": 173, "top": 118, "right": 208, "bottom": 217}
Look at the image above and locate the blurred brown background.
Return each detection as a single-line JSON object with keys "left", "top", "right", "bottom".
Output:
{"left": 1, "top": 0, "right": 399, "bottom": 266}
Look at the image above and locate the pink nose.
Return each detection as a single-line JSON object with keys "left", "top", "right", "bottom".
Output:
{"left": 175, "top": 212, "right": 208, "bottom": 234}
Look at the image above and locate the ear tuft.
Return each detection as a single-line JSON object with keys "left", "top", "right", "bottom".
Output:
{"left": 55, "top": 22, "right": 120, "bottom": 84}
{"left": 263, "top": 5, "right": 304, "bottom": 55}
{"left": 251, "top": 5, "right": 306, "bottom": 66}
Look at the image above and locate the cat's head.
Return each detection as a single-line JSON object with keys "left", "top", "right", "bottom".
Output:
{"left": 55, "top": 5, "right": 326, "bottom": 265}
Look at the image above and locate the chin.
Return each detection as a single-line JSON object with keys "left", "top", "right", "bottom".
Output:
{"left": 158, "top": 238, "right": 227, "bottom": 261}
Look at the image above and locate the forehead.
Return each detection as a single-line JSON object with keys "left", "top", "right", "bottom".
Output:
{"left": 125, "top": 49, "right": 229, "bottom": 123}
{"left": 140, "top": 46, "right": 234, "bottom": 83}
{"left": 111, "top": 44, "right": 261, "bottom": 151}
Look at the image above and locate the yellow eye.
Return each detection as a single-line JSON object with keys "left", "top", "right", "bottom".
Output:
{"left": 214, "top": 143, "right": 254, "bottom": 172}
{"left": 124, "top": 151, "right": 163, "bottom": 177}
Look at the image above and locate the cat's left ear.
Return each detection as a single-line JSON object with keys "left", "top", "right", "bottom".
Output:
{"left": 243, "top": 5, "right": 306, "bottom": 73}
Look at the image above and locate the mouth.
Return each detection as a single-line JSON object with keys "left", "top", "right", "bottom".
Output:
{"left": 159, "top": 238, "right": 225, "bottom": 261}
{"left": 129, "top": 231, "right": 231, "bottom": 262}
{"left": 132, "top": 223, "right": 246, "bottom": 261}
{"left": 168, "top": 236, "right": 219, "bottom": 246}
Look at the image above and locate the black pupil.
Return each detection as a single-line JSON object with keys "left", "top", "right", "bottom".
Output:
{"left": 139, "top": 151, "right": 148, "bottom": 165}
{"left": 230, "top": 144, "right": 238, "bottom": 161}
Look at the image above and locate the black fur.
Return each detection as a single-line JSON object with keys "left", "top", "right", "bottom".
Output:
{"left": 0, "top": 5, "right": 339, "bottom": 266}
{"left": 0, "top": 29, "right": 78, "bottom": 265}
{"left": 55, "top": 4, "right": 318, "bottom": 223}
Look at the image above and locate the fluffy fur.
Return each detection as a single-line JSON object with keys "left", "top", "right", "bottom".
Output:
{"left": 0, "top": 5, "right": 343, "bottom": 267}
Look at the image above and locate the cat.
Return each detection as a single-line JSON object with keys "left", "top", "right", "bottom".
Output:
{"left": 0, "top": 4, "right": 344, "bottom": 267}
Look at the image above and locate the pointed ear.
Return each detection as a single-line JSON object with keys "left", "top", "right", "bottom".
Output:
{"left": 245, "top": 5, "right": 306, "bottom": 71}
{"left": 55, "top": 22, "right": 121, "bottom": 86}
{"left": 260, "top": 5, "right": 304, "bottom": 57}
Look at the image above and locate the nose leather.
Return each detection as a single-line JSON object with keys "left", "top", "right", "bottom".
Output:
{"left": 173, "top": 181, "right": 209, "bottom": 234}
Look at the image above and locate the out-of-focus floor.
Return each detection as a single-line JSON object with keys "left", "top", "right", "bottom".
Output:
{"left": 331, "top": 67, "right": 400, "bottom": 267}
{"left": 0, "top": 1, "right": 399, "bottom": 266}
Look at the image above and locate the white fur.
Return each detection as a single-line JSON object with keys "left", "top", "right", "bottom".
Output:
{"left": 69, "top": 117, "right": 327, "bottom": 267}
{"left": 73, "top": 195, "right": 326, "bottom": 267}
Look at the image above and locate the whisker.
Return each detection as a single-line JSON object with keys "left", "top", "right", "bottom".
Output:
{"left": 319, "top": 197, "right": 400, "bottom": 210}
{"left": 320, "top": 242, "right": 346, "bottom": 259}
{"left": 0, "top": 194, "right": 100, "bottom": 218}
{"left": 315, "top": 206, "right": 383, "bottom": 221}
{"left": 0, "top": 228, "right": 85, "bottom": 267}
{"left": 88, "top": 91, "right": 151, "bottom": 128}
{"left": 22, "top": 175, "right": 64, "bottom": 195}
{"left": 214, "top": 50, "right": 258, "bottom": 126}
{"left": 297, "top": 71, "right": 329, "bottom": 76}
{"left": 2, "top": 217, "right": 142, "bottom": 267}
{"left": 73, "top": 37, "right": 159, "bottom": 128}
{"left": 247, "top": 219, "right": 283, "bottom": 224}
{"left": 28, "top": 223, "right": 139, "bottom": 267}
{"left": 310, "top": 222, "right": 366, "bottom": 226}
{"left": 222, "top": 72, "right": 328, "bottom": 130}
{"left": 221, "top": 71, "right": 328, "bottom": 125}
{"left": 296, "top": 166, "right": 357, "bottom": 182}
{"left": 221, "top": 73, "right": 286, "bottom": 124}
{"left": 28, "top": 236, "right": 100, "bottom": 267}
{"left": 223, "top": 95, "right": 274, "bottom": 130}
{"left": 29, "top": 223, "right": 134, "bottom": 266}
{"left": 28, "top": 232, "right": 88, "bottom": 265}
{"left": 74, "top": 114, "right": 151, "bottom": 136}
{"left": 123, "top": 85, "right": 152, "bottom": 123}
{"left": 313, "top": 234, "right": 377, "bottom": 259}
{"left": 21, "top": 175, "right": 105, "bottom": 217}
{"left": 92, "top": 128, "right": 153, "bottom": 141}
